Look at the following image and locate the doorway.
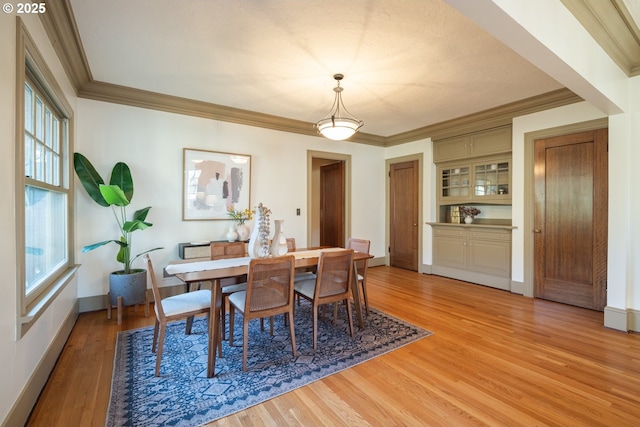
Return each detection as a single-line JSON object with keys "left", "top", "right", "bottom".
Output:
{"left": 307, "top": 151, "right": 351, "bottom": 248}
{"left": 386, "top": 154, "right": 423, "bottom": 272}
{"left": 524, "top": 118, "right": 608, "bottom": 309}
{"left": 533, "top": 129, "right": 608, "bottom": 310}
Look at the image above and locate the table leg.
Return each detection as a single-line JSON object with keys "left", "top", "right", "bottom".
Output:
{"left": 208, "top": 279, "right": 222, "bottom": 378}
{"left": 351, "top": 262, "right": 364, "bottom": 330}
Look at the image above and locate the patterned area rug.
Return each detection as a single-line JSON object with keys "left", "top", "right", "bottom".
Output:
{"left": 106, "top": 301, "right": 433, "bottom": 426}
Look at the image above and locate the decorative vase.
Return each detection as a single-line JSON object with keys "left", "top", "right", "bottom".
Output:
{"left": 248, "top": 205, "right": 271, "bottom": 258}
{"left": 235, "top": 223, "right": 250, "bottom": 241}
{"left": 226, "top": 226, "right": 238, "bottom": 242}
{"left": 465, "top": 215, "right": 474, "bottom": 224}
{"left": 270, "top": 220, "right": 288, "bottom": 257}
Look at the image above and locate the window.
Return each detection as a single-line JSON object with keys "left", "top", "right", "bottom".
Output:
{"left": 24, "top": 79, "right": 69, "bottom": 296}
{"left": 16, "top": 19, "right": 76, "bottom": 336}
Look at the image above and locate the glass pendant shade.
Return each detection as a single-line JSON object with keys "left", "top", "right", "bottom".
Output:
{"left": 316, "top": 74, "right": 363, "bottom": 141}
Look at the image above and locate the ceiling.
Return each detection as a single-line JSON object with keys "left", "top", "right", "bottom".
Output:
{"left": 61, "top": 0, "right": 635, "bottom": 141}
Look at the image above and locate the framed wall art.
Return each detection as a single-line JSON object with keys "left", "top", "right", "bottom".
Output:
{"left": 182, "top": 148, "right": 251, "bottom": 220}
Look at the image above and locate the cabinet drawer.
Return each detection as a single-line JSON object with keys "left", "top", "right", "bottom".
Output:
{"left": 469, "top": 230, "right": 511, "bottom": 241}
{"left": 433, "top": 227, "right": 466, "bottom": 237}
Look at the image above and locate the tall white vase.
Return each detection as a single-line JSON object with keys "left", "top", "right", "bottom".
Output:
{"left": 248, "top": 210, "right": 270, "bottom": 258}
{"left": 270, "top": 220, "right": 288, "bottom": 257}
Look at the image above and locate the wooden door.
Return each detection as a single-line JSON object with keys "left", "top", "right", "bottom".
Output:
{"left": 389, "top": 160, "right": 419, "bottom": 271}
{"left": 534, "top": 129, "right": 608, "bottom": 311}
{"left": 320, "top": 161, "right": 344, "bottom": 247}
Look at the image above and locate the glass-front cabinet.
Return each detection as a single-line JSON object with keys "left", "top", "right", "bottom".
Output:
{"left": 438, "top": 156, "right": 511, "bottom": 204}
{"left": 441, "top": 166, "right": 470, "bottom": 199}
{"left": 474, "top": 161, "right": 509, "bottom": 197}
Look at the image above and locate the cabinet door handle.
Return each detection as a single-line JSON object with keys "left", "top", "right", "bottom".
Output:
{"left": 533, "top": 229, "right": 542, "bottom": 233}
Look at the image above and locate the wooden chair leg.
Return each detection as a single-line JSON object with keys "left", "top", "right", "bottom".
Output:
{"left": 288, "top": 311, "right": 297, "bottom": 357}
{"left": 152, "top": 319, "right": 159, "bottom": 353}
{"left": 361, "top": 279, "right": 369, "bottom": 316}
{"left": 186, "top": 316, "right": 194, "bottom": 334}
{"left": 117, "top": 296, "right": 123, "bottom": 325}
{"left": 221, "top": 296, "right": 227, "bottom": 340}
{"left": 229, "top": 305, "right": 236, "bottom": 346}
{"left": 107, "top": 292, "right": 112, "bottom": 320}
{"left": 345, "top": 298, "right": 354, "bottom": 337}
{"left": 155, "top": 323, "right": 166, "bottom": 377}
{"left": 144, "top": 290, "right": 150, "bottom": 317}
{"left": 312, "top": 304, "right": 319, "bottom": 350}
{"left": 242, "top": 317, "right": 249, "bottom": 372}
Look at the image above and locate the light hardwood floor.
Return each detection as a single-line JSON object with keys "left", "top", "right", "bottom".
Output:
{"left": 27, "top": 266, "right": 640, "bottom": 426}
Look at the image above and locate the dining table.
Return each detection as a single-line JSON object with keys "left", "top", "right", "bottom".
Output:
{"left": 165, "top": 247, "right": 373, "bottom": 378}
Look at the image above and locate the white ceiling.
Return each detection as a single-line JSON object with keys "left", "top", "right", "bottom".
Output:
{"left": 69, "top": 0, "right": 564, "bottom": 137}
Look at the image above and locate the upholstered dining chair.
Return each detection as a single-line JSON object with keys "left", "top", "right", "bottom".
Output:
{"left": 294, "top": 249, "right": 355, "bottom": 350}
{"left": 145, "top": 254, "right": 213, "bottom": 377}
{"left": 213, "top": 241, "right": 248, "bottom": 340}
{"left": 347, "top": 237, "right": 371, "bottom": 315}
{"left": 228, "top": 255, "right": 297, "bottom": 371}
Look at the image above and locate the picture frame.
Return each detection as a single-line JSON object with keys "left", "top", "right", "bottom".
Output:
{"left": 182, "top": 148, "right": 251, "bottom": 220}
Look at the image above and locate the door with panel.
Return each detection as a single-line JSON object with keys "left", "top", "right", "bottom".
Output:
{"left": 534, "top": 129, "right": 608, "bottom": 311}
{"left": 389, "top": 160, "right": 419, "bottom": 271}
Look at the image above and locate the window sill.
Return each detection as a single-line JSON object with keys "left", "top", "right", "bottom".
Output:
{"left": 19, "top": 265, "right": 80, "bottom": 337}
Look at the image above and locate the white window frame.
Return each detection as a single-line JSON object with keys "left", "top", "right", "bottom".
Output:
{"left": 16, "top": 19, "right": 77, "bottom": 338}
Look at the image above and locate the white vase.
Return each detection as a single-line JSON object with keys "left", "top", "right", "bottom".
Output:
{"left": 270, "top": 220, "right": 288, "bottom": 257}
{"left": 464, "top": 215, "right": 473, "bottom": 224}
{"left": 236, "top": 223, "right": 250, "bottom": 241}
{"left": 248, "top": 210, "right": 270, "bottom": 258}
{"left": 226, "top": 226, "right": 238, "bottom": 242}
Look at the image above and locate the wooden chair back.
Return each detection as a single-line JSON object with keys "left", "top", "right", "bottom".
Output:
{"left": 314, "top": 249, "right": 354, "bottom": 301}
{"left": 347, "top": 238, "right": 370, "bottom": 271}
{"left": 244, "top": 255, "right": 296, "bottom": 317}
{"left": 145, "top": 254, "right": 166, "bottom": 321}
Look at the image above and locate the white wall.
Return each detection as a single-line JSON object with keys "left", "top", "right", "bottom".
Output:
{"left": 0, "top": 15, "right": 78, "bottom": 425}
{"left": 75, "top": 99, "right": 387, "bottom": 297}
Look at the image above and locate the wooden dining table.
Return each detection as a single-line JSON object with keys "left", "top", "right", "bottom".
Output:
{"left": 165, "top": 248, "right": 373, "bottom": 378}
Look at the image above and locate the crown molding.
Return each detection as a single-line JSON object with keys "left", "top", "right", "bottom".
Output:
{"left": 38, "top": 0, "right": 92, "bottom": 91}
{"left": 39, "top": 0, "right": 588, "bottom": 147}
{"left": 561, "top": 0, "right": 640, "bottom": 76}
{"left": 388, "top": 88, "right": 583, "bottom": 145}
{"left": 78, "top": 80, "right": 388, "bottom": 147}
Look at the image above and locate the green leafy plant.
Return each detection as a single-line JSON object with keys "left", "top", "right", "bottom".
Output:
{"left": 73, "top": 153, "right": 163, "bottom": 274}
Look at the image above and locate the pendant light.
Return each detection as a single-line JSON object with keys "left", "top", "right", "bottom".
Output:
{"left": 316, "top": 74, "right": 363, "bottom": 140}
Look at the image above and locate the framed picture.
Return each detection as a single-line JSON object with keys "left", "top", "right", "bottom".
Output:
{"left": 182, "top": 148, "right": 251, "bottom": 220}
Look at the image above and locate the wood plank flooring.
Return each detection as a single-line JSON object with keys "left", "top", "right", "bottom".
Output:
{"left": 27, "top": 266, "right": 640, "bottom": 426}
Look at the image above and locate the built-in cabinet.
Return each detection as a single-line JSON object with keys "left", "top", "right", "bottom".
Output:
{"left": 429, "top": 125, "right": 514, "bottom": 290}
{"left": 438, "top": 157, "right": 511, "bottom": 204}
{"left": 433, "top": 126, "right": 512, "bottom": 162}
{"left": 429, "top": 224, "right": 512, "bottom": 290}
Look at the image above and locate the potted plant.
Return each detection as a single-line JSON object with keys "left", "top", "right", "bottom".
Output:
{"left": 73, "top": 153, "right": 163, "bottom": 308}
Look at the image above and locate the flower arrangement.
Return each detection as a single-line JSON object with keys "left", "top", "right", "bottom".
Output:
{"left": 227, "top": 205, "right": 253, "bottom": 224}
{"left": 459, "top": 206, "right": 481, "bottom": 218}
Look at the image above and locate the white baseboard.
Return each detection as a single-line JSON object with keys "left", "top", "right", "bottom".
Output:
{"left": 605, "top": 305, "right": 640, "bottom": 332}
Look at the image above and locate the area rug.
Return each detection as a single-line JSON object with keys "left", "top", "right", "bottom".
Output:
{"left": 106, "top": 301, "right": 433, "bottom": 427}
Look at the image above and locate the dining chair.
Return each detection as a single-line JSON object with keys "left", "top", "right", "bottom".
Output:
{"left": 347, "top": 237, "right": 371, "bottom": 315}
{"left": 294, "top": 249, "right": 355, "bottom": 350}
{"left": 145, "top": 254, "right": 214, "bottom": 377}
{"left": 213, "top": 241, "right": 248, "bottom": 340}
{"left": 228, "top": 255, "right": 297, "bottom": 371}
